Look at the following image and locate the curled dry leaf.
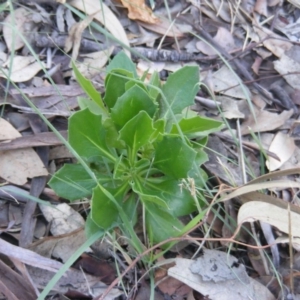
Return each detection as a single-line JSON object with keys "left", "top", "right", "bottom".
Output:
{"left": 254, "top": 26, "right": 293, "bottom": 57}
{"left": 120, "top": 0, "right": 158, "bottom": 24}
{"left": 238, "top": 201, "right": 300, "bottom": 240}
{"left": 0, "top": 55, "right": 44, "bottom": 83}
{"left": 65, "top": 11, "right": 98, "bottom": 61}
{"left": 254, "top": 0, "right": 268, "bottom": 16}
{"left": 76, "top": 47, "right": 114, "bottom": 78}
{"left": 69, "top": 0, "right": 130, "bottom": 57}
{"left": 0, "top": 118, "right": 48, "bottom": 185}
{"left": 3, "top": 7, "right": 35, "bottom": 51}
{"left": 266, "top": 132, "right": 296, "bottom": 171}
{"left": 288, "top": 0, "right": 300, "bottom": 9}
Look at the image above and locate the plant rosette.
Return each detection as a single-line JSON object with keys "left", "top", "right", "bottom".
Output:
{"left": 49, "top": 52, "right": 223, "bottom": 250}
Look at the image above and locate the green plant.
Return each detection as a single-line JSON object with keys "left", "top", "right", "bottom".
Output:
{"left": 49, "top": 52, "right": 223, "bottom": 251}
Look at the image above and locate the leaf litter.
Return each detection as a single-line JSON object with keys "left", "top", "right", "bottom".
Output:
{"left": 1, "top": 0, "right": 300, "bottom": 299}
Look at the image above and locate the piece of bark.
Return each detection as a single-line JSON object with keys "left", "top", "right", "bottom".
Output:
{"left": 0, "top": 131, "right": 68, "bottom": 151}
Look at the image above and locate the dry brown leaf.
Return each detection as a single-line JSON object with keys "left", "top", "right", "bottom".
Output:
{"left": 221, "top": 181, "right": 300, "bottom": 206}
{"left": 196, "top": 27, "right": 236, "bottom": 55}
{"left": 8, "top": 84, "right": 83, "bottom": 116}
{"left": 65, "top": 11, "right": 98, "bottom": 61}
{"left": 219, "top": 96, "right": 245, "bottom": 119}
{"left": 0, "top": 118, "right": 48, "bottom": 185}
{"left": 269, "top": 0, "right": 281, "bottom": 5}
{"left": 0, "top": 131, "right": 68, "bottom": 151}
{"left": 212, "top": 0, "right": 231, "bottom": 23}
{"left": 30, "top": 228, "right": 87, "bottom": 263}
{"left": 138, "top": 18, "right": 191, "bottom": 38}
{"left": 168, "top": 258, "right": 275, "bottom": 300}
{"left": 241, "top": 109, "right": 293, "bottom": 135}
{"left": 26, "top": 264, "right": 122, "bottom": 298}
{"left": 266, "top": 132, "right": 296, "bottom": 171}
{"left": 3, "top": 7, "right": 35, "bottom": 51}
{"left": 69, "top": 0, "right": 130, "bottom": 57}
{"left": 238, "top": 201, "right": 300, "bottom": 239}
{"left": 120, "top": 0, "right": 158, "bottom": 24}
{"left": 279, "top": 147, "right": 300, "bottom": 170}
{"left": 0, "top": 55, "right": 44, "bottom": 83}
{"left": 3, "top": 55, "right": 35, "bottom": 72}
{"left": 288, "top": 0, "right": 300, "bottom": 9}
{"left": 39, "top": 203, "right": 85, "bottom": 236}
{"left": 274, "top": 17, "right": 300, "bottom": 42}
{"left": 251, "top": 56, "right": 263, "bottom": 75}
{"left": 76, "top": 47, "right": 113, "bottom": 78}
{"left": 274, "top": 54, "right": 300, "bottom": 89}
{"left": 254, "top": 26, "right": 293, "bottom": 57}
{"left": 254, "top": 0, "right": 268, "bottom": 16}
{"left": 211, "top": 65, "right": 251, "bottom": 99}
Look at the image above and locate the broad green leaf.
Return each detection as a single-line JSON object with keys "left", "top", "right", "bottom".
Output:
{"left": 154, "top": 134, "right": 197, "bottom": 179}
{"left": 72, "top": 61, "right": 107, "bottom": 116}
{"left": 139, "top": 178, "right": 198, "bottom": 216}
{"left": 188, "top": 161, "right": 208, "bottom": 188}
{"left": 125, "top": 80, "right": 147, "bottom": 92}
{"left": 181, "top": 209, "right": 207, "bottom": 235}
{"left": 190, "top": 148, "right": 208, "bottom": 167}
{"left": 119, "top": 111, "right": 155, "bottom": 157}
{"left": 171, "top": 116, "right": 223, "bottom": 138}
{"left": 140, "top": 143, "right": 155, "bottom": 161}
{"left": 48, "top": 164, "right": 96, "bottom": 200}
{"left": 148, "top": 71, "right": 161, "bottom": 100}
{"left": 145, "top": 202, "right": 184, "bottom": 245}
{"left": 51, "top": 54, "right": 222, "bottom": 249}
{"left": 85, "top": 213, "right": 106, "bottom": 238}
{"left": 159, "top": 66, "right": 199, "bottom": 119}
{"left": 91, "top": 183, "right": 129, "bottom": 229}
{"left": 191, "top": 137, "right": 208, "bottom": 148}
{"left": 113, "top": 156, "right": 129, "bottom": 180}
{"left": 78, "top": 97, "right": 105, "bottom": 116}
{"left": 106, "top": 51, "right": 137, "bottom": 77}
{"left": 103, "top": 118, "right": 125, "bottom": 149}
{"left": 150, "top": 119, "right": 165, "bottom": 142}
{"left": 182, "top": 107, "right": 198, "bottom": 118}
{"left": 122, "top": 192, "right": 138, "bottom": 227}
{"left": 135, "top": 158, "right": 151, "bottom": 170}
{"left": 111, "top": 85, "right": 157, "bottom": 129}
{"left": 132, "top": 179, "right": 168, "bottom": 208}
{"left": 69, "top": 109, "right": 116, "bottom": 162}
{"left": 104, "top": 69, "right": 134, "bottom": 108}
